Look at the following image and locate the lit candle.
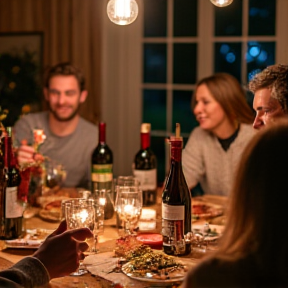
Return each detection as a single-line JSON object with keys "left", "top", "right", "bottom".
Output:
{"left": 124, "top": 204, "right": 134, "bottom": 215}
{"left": 99, "top": 197, "right": 106, "bottom": 206}
{"left": 79, "top": 209, "right": 89, "bottom": 223}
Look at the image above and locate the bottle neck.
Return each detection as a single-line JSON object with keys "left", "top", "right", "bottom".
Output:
{"left": 141, "top": 132, "right": 150, "bottom": 150}
{"left": 99, "top": 123, "right": 106, "bottom": 144}
{"left": 4, "top": 136, "right": 17, "bottom": 169}
{"left": 170, "top": 140, "right": 182, "bottom": 163}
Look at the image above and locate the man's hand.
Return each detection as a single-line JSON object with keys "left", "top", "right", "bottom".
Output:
{"left": 17, "top": 140, "right": 44, "bottom": 164}
{"left": 33, "top": 220, "right": 94, "bottom": 279}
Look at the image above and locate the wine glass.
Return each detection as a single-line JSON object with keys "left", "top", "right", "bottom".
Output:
{"left": 114, "top": 186, "right": 143, "bottom": 235}
{"left": 65, "top": 199, "right": 96, "bottom": 276}
{"left": 43, "top": 158, "right": 67, "bottom": 190}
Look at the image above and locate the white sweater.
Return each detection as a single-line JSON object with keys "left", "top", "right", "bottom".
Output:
{"left": 182, "top": 124, "right": 256, "bottom": 196}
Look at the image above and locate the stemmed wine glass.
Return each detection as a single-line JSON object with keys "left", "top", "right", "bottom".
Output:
{"left": 65, "top": 198, "right": 96, "bottom": 276}
{"left": 114, "top": 186, "right": 143, "bottom": 235}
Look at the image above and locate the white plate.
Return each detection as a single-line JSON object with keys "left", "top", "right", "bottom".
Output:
{"left": 5, "top": 239, "right": 42, "bottom": 249}
{"left": 122, "top": 257, "right": 196, "bottom": 286}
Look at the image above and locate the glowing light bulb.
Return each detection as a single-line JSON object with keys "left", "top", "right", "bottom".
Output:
{"left": 107, "top": 0, "right": 139, "bottom": 25}
{"left": 210, "top": 0, "right": 233, "bottom": 7}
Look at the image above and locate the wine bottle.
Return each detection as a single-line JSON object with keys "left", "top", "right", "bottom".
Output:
{"left": 0, "top": 127, "right": 23, "bottom": 240}
{"left": 91, "top": 122, "right": 114, "bottom": 219}
{"left": 162, "top": 123, "right": 191, "bottom": 256}
{"left": 133, "top": 123, "right": 157, "bottom": 206}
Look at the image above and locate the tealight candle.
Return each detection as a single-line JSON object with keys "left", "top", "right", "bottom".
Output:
{"left": 79, "top": 209, "right": 89, "bottom": 223}
{"left": 124, "top": 204, "right": 134, "bottom": 215}
{"left": 99, "top": 197, "right": 106, "bottom": 206}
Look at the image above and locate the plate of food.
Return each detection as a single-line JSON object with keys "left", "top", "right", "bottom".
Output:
{"left": 121, "top": 245, "right": 196, "bottom": 286}
{"left": 38, "top": 199, "right": 64, "bottom": 222}
{"left": 4, "top": 229, "right": 53, "bottom": 249}
{"left": 192, "top": 201, "right": 224, "bottom": 221}
{"left": 5, "top": 238, "right": 42, "bottom": 249}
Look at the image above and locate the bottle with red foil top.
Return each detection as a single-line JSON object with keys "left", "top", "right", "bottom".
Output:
{"left": 133, "top": 123, "right": 157, "bottom": 206}
{"left": 0, "top": 127, "right": 23, "bottom": 240}
{"left": 91, "top": 122, "right": 114, "bottom": 219}
{"left": 162, "top": 123, "right": 191, "bottom": 256}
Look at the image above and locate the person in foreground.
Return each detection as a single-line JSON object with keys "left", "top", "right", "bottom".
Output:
{"left": 0, "top": 221, "right": 93, "bottom": 288}
{"left": 182, "top": 120, "right": 288, "bottom": 288}
{"left": 14, "top": 62, "right": 98, "bottom": 189}
{"left": 182, "top": 73, "right": 256, "bottom": 196}
{"left": 249, "top": 63, "right": 288, "bottom": 130}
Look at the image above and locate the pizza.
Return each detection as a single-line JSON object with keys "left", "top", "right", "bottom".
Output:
{"left": 192, "top": 202, "right": 224, "bottom": 220}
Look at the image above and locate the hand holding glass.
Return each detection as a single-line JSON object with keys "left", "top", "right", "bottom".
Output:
{"left": 65, "top": 199, "right": 95, "bottom": 276}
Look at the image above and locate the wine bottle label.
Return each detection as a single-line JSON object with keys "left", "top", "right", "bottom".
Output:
{"left": 133, "top": 169, "right": 156, "bottom": 190}
{"left": 162, "top": 203, "right": 185, "bottom": 249}
{"left": 91, "top": 164, "right": 113, "bottom": 182}
{"left": 5, "top": 187, "right": 24, "bottom": 218}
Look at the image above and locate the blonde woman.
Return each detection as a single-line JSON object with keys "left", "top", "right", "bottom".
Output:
{"left": 182, "top": 73, "right": 256, "bottom": 196}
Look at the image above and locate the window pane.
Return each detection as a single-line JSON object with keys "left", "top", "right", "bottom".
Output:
{"left": 144, "top": 0, "right": 167, "bottom": 37}
{"left": 151, "top": 136, "right": 166, "bottom": 184}
{"left": 247, "top": 42, "right": 275, "bottom": 82}
{"left": 173, "top": 43, "right": 197, "bottom": 84}
{"left": 214, "top": 42, "right": 242, "bottom": 82}
{"left": 144, "top": 44, "right": 167, "bottom": 83}
{"left": 173, "top": 0, "right": 197, "bottom": 37}
{"left": 249, "top": 0, "right": 276, "bottom": 36}
{"left": 143, "top": 89, "right": 166, "bottom": 130}
{"left": 214, "top": 0, "right": 242, "bottom": 36}
{"left": 172, "top": 90, "right": 197, "bottom": 134}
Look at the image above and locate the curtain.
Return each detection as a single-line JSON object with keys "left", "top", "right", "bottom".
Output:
{"left": 0, "top": 0, "right": 102, "bottom": 125}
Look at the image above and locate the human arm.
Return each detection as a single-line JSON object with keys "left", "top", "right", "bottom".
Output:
{"left": 182, "top": 128, "right": 205, "bottom": 190}
{"left": 17, "top": 140, "right": 44, "bottom": 165}
{"left": 0, "top": 221, "right": 93, "bottom": 287}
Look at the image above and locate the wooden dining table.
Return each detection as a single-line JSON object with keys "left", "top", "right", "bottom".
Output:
{"left": 0, "top": 190, "right": 227, "bottom": 288}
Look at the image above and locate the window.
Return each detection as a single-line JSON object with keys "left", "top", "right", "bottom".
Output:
{"left": 142, "top": 0, "right": 281, "bottom": 183}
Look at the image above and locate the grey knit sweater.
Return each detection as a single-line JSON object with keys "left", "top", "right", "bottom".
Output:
{"left": 182, "top": 124, "right": 256, "bottom": 196}
{"left": 0, "top": 257, "right": 50, "bottom": 287}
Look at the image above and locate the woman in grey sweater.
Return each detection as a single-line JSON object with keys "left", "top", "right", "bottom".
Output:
{"left": 182, "top": 73, "right": 256, "bottom": 196}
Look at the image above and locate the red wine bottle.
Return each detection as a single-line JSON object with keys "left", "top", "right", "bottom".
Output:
{"left": 0, "top": 127, "right": 23, "bottom": 240}
{"left": 133, "top": 123, "right": 157, "bottom": 206}
{"left": 162, "top": 123, "right": 191, "bottom": 256}
{"left": 91, "top": 122, "right": 114, "bottom": 219}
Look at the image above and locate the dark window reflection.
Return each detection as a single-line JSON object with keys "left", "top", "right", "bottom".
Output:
{"left": 249, "top": 0, "right": 276, "bottom": 36}
{"left": 247, "top": 42, "right": 275, "bottom": 82}
{"left": 151, "top": 136, "right": 166, "bottom": 184}
{"left": 215, "top": 0, "right": 242, "bottom": 36}
{"left": 214, "top": 42, "right": 242, "bottom": 82}
{"left": 174, "top": 0, "right": 197, "bottom": 37}
{"left": 172, "top": 90, "right": 197, "bottom": 134}
{"left": 143, "top": 89, "right": 167, "bottom": 130}
{"left": 144, "top": 44, "right": 167, "bottom": 83}
{"left": 144, "top": 0, "right": 167, "bottom": 37}
{"left": 173, "top": 43, "right": 197, "bottom": 84}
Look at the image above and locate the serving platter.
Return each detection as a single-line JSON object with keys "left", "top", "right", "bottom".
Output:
{"left": 122, "top": 257, "right": 196, "bottom": 286}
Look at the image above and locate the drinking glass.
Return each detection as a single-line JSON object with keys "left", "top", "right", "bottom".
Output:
{"left": 44, "top": 158, "right": 67, "bottom": 189}
{"left": 114, "top": 186, "right": 143, "bottom": 235}
{"left": 65, "top": 199, "right": 96, "bottom": 276}
{"left": 113, "top": 176, "right": 140, "bottom": 234}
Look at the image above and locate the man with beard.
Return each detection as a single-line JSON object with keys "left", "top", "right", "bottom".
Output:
{"left": 14, "top": 62, "right": 98, "bottom": 189}
{"left": 249, "top": 64, "right": 288, "bottom": 130}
